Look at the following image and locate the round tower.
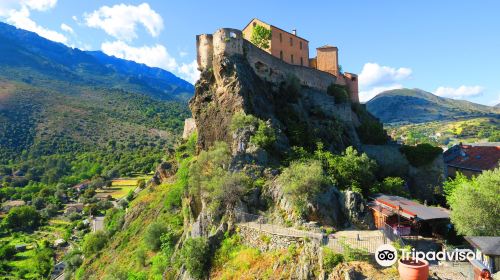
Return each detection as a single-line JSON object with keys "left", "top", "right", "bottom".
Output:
{"left": 213, "top": 28, "right": 244, "bottom": 57}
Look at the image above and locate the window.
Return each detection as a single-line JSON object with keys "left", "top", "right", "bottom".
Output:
{"left": 253, "top": 22, "right": 256, "bottom": 27}
{"left": 290, "top": 37, "right": 293, "bottom": 46}
{"left": 300, "top": 57, "right": 303, "bottom": 66}
{"left": 280, "top": 51, "right": 283, "bottom": 60}
{"left": 291, "top": 54, "right": 294, "bottom": 64}
{"left": 279, "top": 33, "right": 282, "bottom": 42}
{"left": 300, "top": 41, "right": 302, "bottom": 50}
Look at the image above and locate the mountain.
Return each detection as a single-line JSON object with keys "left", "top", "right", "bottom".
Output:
{"left": 0, "top": 21, "right": 193, "bottom": 101}
{"left": 0, "top": 22, "right": 191, "bottom": 176}
{"left": 366, "top": 88, "right": 500, "bottom": 124}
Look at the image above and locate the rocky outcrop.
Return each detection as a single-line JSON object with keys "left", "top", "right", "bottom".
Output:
{"left": 190, "top": 33, "right": 364, "bottom": 155}
{"left": 148, "top": 161, "right": 177, "bottom": 186}
{"left": 340, "top": 190, "right": 375, "bottom": 229}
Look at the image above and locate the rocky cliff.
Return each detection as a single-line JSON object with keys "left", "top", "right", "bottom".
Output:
{"left": 190, "top": 29, "right": 364, "bottom": 156}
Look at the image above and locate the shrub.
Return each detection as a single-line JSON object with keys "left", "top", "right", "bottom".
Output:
{"left": 278, "top": 160, "right": 326, "bottom": 217}
{"left": 322, "top": 247, "right": 344, "bottom": 273}
{"left": 353, "top": 104, "right": 387, "bottom": 145}
{"left": 327, "top": 84, "right": 349, "bottom": 104}
{"left": 180, "top": 237, "right": 210, "bottom": 280}
{"left": 230, "top": 112, "right": 276, "bottom": 149}
{"left": 371, "top": 177, "right": 409, "bottom": 197}
{"left": 104, "top": 208, "right": 125, "bottom": 236}
{"left": 144, "top": 222, "right": 169, "bottom": 251}
{"left": 400, "top": 143, "right": 443, "bottom": 167}
{"left": 82, "top": 231, "right": 108, "bottom": 256}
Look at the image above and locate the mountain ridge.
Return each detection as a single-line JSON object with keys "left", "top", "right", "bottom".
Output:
{"left": 366, "top": 88, "right": 499, "bottom": 124}
{"left": 0, "top": 21, "right": 194, "bottom": 101}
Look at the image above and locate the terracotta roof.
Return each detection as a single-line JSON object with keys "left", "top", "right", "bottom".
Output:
{"left": 465, "top": 236, "right": 500, "bottom": 256}
{"left": 444, "top": 144, "right": 500, "bottom": 171}
{"left": 371, "top": 194, "right": 450, "bottom": 221}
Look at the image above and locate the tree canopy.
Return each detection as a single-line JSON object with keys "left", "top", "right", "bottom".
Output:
{"left": 447, "top": 168, "right": 500, "bottom": 236}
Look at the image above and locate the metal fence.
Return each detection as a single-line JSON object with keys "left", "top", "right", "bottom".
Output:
{"left": 382, "top": 223, "right": 405, "bottom": 247}
{"left": 326, "top": 235, "right": 387, "bottom": 254}
{"left": 234, "top": 211, "right": 323, "bottom": 240}
{"left": 234, "top": 211, "right": 390, "bottom": 254}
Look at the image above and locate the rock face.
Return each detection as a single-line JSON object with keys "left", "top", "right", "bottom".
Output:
{"left": 148, "top": 161, "right": 176, "bottom": 186}
{"left": 362, "top": 144, "right": 445, "bottom": 202}
{"left": 190, "top": 28, "right": 365, "bottom": 155}
{"left": 340, "top": 190, "right": 375, "bottom": 229}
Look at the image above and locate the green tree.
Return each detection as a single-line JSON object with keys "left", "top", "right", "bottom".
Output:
{"left": 250, "top": 24, "right": 272, "bottom": 49}
{"left": 323, "top": 146, "right": 377, "bottom": 194}
{"left": 34, "top": 247, "right": 54, "bottom": 278}
{"left": 144, "top": 222, "right": 169, "bottom": 251}
{"left": 447, "top": 168, "right": 500, "bottom": 236}
{"left": 82, "top": 231, "right": 108, "bottom": 256}
{"left": 180, "top": 237, "right": 210, "bottom": 280}
{"left": 278, "top": 160, "right": 326, "bottom": 216}
{"left": 3, "top": 205, "right": 41, "bottom": 232}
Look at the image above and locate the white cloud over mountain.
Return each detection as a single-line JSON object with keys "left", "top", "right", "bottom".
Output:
{"left": 84, "top": 3, "right": 163, "bottom": 41}
{"left": 434, "top": 85, "right": 484, "bottom": 99}
{"left": 101, "top": 40, "right": 199, "bottom": 83}
{"left": 0, "top": 0, "right": 67, "bottom": 43}
{"left": 358, "top": 63, "right": 412, "bottom": 102}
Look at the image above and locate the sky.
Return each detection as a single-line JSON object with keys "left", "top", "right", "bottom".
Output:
{"left": 0, "top": 0, "right": 499, "bottom": 105}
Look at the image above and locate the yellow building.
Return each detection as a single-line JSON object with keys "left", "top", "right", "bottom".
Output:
{"left": 242, "top": 18, "right": 359, "bottom": 102}
{"left": 243, "top": 18, "right": 309, "bottom": 67}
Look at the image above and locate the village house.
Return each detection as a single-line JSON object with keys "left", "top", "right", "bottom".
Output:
{"left": 368, "top": 194, "right": 450, "bottom": 238}
{"left": 465, "top": 236, "right": 500, "bottom": 278}
{"left": 64, "top": 203, "right": 84, "bottom": 214}
{"left": 72, "top": 181, "right": 90, "bottom": 193}
{"left": 241, "top": 18, "right": 359, "bottom": 102}
{"left": 2, "top": 200, "right": 26, "bottom": 212}
{"left": 444, "top": 143, "right": 500, "bottom": 178}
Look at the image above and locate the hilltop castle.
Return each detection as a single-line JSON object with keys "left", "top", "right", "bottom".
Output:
{"left": 196, "top": 18, "right": 359, "bottom": 102}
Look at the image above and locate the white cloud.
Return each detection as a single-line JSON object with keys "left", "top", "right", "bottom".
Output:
{"left": 60, "top": 23, "right": 74, "bottom": 34}
{"left": 72, "top": 15, "right": 77, "bottom": 21}
{"left": 101, "top": 40, "right": 199, "bottom": 83}
{"left": 0, "top": 0, "right": 67, "bottom": 44}
{"left": 5, "top": 6, "right": 67, "bottom": 43}
{"left": 434, "top": 85, "right": 484, "bottom": 99}
{"left": 358, "top": 63, "right": 412, "bottom": 102}
{"left": 178, "top": 60, "right": 200, "bottom": 84}
{"left": 23, "top": 0, "right": 57, "bottom": 11}
{"left": 84, "top": 3, "right": 163, "bottom": 41}
{"left": 359, "top": 63, "right": 412, "bottom": 88}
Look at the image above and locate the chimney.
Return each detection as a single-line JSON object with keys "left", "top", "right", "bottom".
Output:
{"left": 292, "top": 29, "right": 297, "bottom": 36}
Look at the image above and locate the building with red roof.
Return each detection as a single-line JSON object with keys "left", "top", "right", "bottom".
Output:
{"left": 444, "top": 143, "right": 500, "bottom": 178}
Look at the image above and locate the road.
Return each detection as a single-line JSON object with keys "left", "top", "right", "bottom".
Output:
{"left": 92, "top": 216, "right": 105, "bottom": 232}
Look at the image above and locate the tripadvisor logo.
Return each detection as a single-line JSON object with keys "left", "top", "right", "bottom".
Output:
{"left": 375, "top": 244, "right": 398, "bottom": 267}
{"left": 375, "top": 243, "right": 482, "bottom": 266}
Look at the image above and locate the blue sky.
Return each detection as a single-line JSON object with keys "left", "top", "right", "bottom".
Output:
{"left": 1, "top": 0, "right": 499, "bottom": 105}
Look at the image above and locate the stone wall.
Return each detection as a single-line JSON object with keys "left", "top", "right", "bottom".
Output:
{"left": 196, "top": 28, "right": 337, "bottom": 92}
{"left": 237, "top": 225, "right": 312, "bottom": 252}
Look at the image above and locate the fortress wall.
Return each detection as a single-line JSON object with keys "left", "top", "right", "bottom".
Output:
{"left": 244, "top": 39, "right": 336, "bottom": 91}
{"left": 197, "top": 28, "right": 337, "bottom": 92}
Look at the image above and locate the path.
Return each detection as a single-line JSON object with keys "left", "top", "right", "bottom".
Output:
{"left": 92, "top": 216, "right": 104, "bottom": 232}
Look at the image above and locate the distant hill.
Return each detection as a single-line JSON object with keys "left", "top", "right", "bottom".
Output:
{"left": 0, "top": 22, "right": 191, "bottom": 176}
{"left": 366, "top": 88, "right": 500, "bottom": 124}
{"left": 0, "top": 21, "right": 193, "bottom": 101}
